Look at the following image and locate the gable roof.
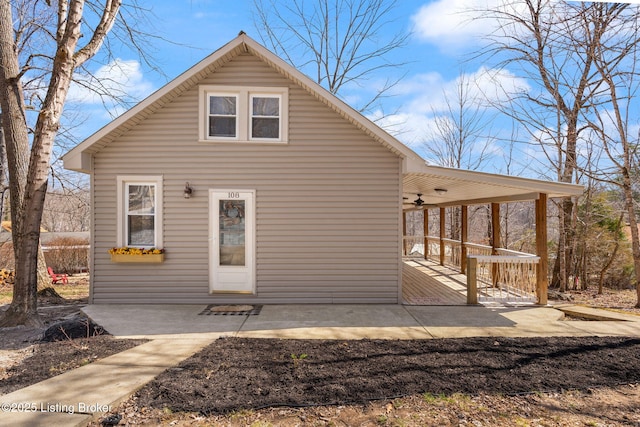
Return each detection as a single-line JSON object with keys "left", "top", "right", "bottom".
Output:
{"left": 63, "top": 32, "right": 425, "bottom": 174}
{"left": 63, "top": 32, "right": 584, "bottom": 203}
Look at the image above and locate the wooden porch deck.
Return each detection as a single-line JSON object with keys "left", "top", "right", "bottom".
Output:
{"left": 402, "top": 258, "right": 467, "bottom": 305}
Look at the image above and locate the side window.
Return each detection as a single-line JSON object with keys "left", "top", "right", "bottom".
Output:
{"left": 208, "top": 95, "right": 237, "bottom": 138}
{"left": 126, "top": 184, "right": 156, "bottom": 246}
{"left": 250, "top": 95, "right": 280, "bottom": 139}
{"left": 117, "top": 176, "right": 163, "bottom": 248}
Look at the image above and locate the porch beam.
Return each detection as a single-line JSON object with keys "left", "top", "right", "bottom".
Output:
{"left": 536, "top": 193, "right": 549, "bottom": 305}
{"left": 461, "top": 205, "right": 468, "bottom": 274}
{"left": 436, "top": 192, "right": 541, "bottom": 208}
{"left": 439, "top": 207, "right": 445, "bottom": 266}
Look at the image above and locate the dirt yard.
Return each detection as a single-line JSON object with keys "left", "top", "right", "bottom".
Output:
{"left": 2, "top": 280, "right": 640, "bottom": 426}
{"left": 0, "top": 275, "right": 146, "bottom": 396}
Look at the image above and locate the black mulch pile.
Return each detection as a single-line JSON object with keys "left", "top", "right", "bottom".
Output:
{"left": 136, "top": 336, "right": 640, "bottom": 414}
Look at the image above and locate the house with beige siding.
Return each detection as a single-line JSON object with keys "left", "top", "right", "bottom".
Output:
{"left": 63, "top": 33, "right": 583, "bottom": 305}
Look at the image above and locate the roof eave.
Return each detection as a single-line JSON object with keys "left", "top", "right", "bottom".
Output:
{"left": 403, "top": 164, "right": 584, "bottom": 207}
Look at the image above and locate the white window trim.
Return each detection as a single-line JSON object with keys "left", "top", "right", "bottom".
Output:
{"left": 116, "top": 175, "right": 163, "bottom": 249}
{"left": 199, "top": 85, "right": 288, "bottom": 144}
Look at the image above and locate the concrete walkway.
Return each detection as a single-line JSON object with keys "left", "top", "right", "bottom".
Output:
{"left": 1, "top": 303, "right": 639, "bottom": 426}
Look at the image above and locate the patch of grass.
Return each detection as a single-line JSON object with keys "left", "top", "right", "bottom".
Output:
{"left": 0, "top": 279, "right": 88, "bottom": 305}
{"left": 391, "top": 398, "right": 404, "bottom": 409}
{"left": 513, "top": 417, "right": 531, "bottom": 426}
{"left": 422, "top": 392, "right": 449, "bottom": 404}
{"left": 51, "top": 283, "right": 88, "bottom": 300}
{"left": 228, "top": 409, "right": 255, "bottom": 420}
{"left": 0, "top": 289, "right": 12, "bottom": 304}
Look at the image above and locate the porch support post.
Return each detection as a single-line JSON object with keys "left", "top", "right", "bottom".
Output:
{"left": 402, "top": 211, "right": 407, "bottom": 256}
{"left": 467, "top": 256, "right": 478, "bottom": 304}
{"left": 491, "top": 203, "right": 501, "bottom": 287}
{"left": 461, "top": 205, "right": 468, "bottom": 274}
{"left": 490, "top": 203, "right": 501, "bottom": 254}
{"left": 535, "top": 193, "right": 549, "bottom": 305}
{"left": 423, "top": 208, "right": 429, "bottom": 260}
{"left": 439, "top": 207, "right": 446, "bottom": 266}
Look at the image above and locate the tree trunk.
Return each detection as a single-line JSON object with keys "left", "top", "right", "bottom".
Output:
{"left": 622, "top": 175, "right": 640, "bottom": 307}
{"left": 37, "top": 245, "right": 51, "bottom": 290}
{"left": 0, "top": 0, "right": 41, "bottom": 327}
{"left": 598, "top": 238, "right": 620, "bottom": 295}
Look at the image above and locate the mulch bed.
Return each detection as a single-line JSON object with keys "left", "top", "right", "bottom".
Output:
{"left": 0, "top": 336, "right": 147, "bottom": 395}
{"left": 136, "top": 336, "right": 640, "bottom": 415}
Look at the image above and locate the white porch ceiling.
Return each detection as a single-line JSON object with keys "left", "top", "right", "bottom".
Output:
{"left": 403, "top": 165, "right": 584, "bottom": 209}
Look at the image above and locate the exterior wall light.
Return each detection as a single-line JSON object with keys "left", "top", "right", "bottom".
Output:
{"left": 184, "top": 182, "right": 193, "bottom": 199}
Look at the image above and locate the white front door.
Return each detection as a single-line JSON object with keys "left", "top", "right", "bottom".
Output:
{"left": 210, "top": 189, "right": 255, "bottom": 293}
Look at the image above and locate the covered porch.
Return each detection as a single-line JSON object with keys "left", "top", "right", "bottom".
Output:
{"left": 401, "top": 165, "right": 584, "bottom": 306}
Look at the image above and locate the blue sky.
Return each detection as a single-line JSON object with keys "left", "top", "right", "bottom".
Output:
{"left": 64, "top": 0, "right": 640, "bottom": 179}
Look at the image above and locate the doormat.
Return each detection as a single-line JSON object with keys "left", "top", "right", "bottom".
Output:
{"left": 199, "top": 304, "right": 263, "bottom": 316}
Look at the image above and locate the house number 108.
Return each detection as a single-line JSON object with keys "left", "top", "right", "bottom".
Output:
{"left": 227, "top": 192, "right": 240, "bottom": 198}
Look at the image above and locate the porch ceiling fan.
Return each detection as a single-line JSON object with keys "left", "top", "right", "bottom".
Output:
{"left": 403, "top": 194, "right": 436, "bottom": 209}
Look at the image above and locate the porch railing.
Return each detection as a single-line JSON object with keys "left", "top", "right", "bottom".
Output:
{"left": 403, "top": 235, "right": 540, "bottom": 304}
{"left": 466, "top": 255, "right": 539, "bottom": 304}
{"left": 404, "top": 237, "right": 500, "bottom": 264}
{"left": 465, "top": 242, "right": 493, "bottom": 257}
{"left": 402, "top": 236, "right": 425, "bottom": 258}
{"left": 425, "top": 236, "right": 439, "bottom": 261}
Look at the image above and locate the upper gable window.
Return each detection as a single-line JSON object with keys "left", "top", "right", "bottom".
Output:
{"left": 251, "top": 95, "right": 280, "bottom": 139}
{"left": 209, "top": 95, "right": 238, "bottom": 138}
{"left": 199, "top": 86, "right": 288, "bottom": 143}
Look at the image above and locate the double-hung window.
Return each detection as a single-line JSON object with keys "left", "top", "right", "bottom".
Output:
{"left": 250, "top": 95, "right": 280, "bottom": 139}
{"left": 117, "top": 176, "right": 163, "bottom": 249}
{"left": 208, "top": 95, "right": 238, "bottom": 138}
{"left": 200, "top": 86, "right": 288, "bottom": 143}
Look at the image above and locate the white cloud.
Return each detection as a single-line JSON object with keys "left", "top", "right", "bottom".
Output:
{"left": 392, "top": 67, "right": 529, "bottom": 117}
{"left": 410, "top": 0, "right": 533, "bottom": 51}
{"left": 411, "top": 0, "right": 495, "bottom": 49}
{"left": 372, "top": 65, "right": 531, "bottom": 163}
{"left": 68, "top": 59, "right": 154, "bottom": 115}
{"left": 371, "top": 110, "right": 438, "bottom": 149}
{"left": 466, "top": 67, "right": 530, "bottom": 106}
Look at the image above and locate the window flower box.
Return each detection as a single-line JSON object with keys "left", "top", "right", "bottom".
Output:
{"left": 109, "top": 247, "right": 164, "bottom": 263}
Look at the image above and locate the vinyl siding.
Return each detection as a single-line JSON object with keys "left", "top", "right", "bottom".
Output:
{"left": 91, "top": 52, "right": 401, "bottom": 304}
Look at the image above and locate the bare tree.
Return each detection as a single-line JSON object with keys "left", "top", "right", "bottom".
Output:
{"left": 583, "top": 3, "right": 640, "bottom": 306}
{"left": 42, "top": 188, "right": 90, "bottom": 232}
{"left": 474, "top": 1, "right": 640, "bottom": 291}
{"left": 0, "top": 0, "right": 152, "bottom": 326}
{"left": 422, "top": 72, "right": 498, "bottom": 241}
{"left": 253, "top": 0, "right": 409, "bottom": 115}
{"left": 423, "top": 72, "right": 498, "bottom": 170}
